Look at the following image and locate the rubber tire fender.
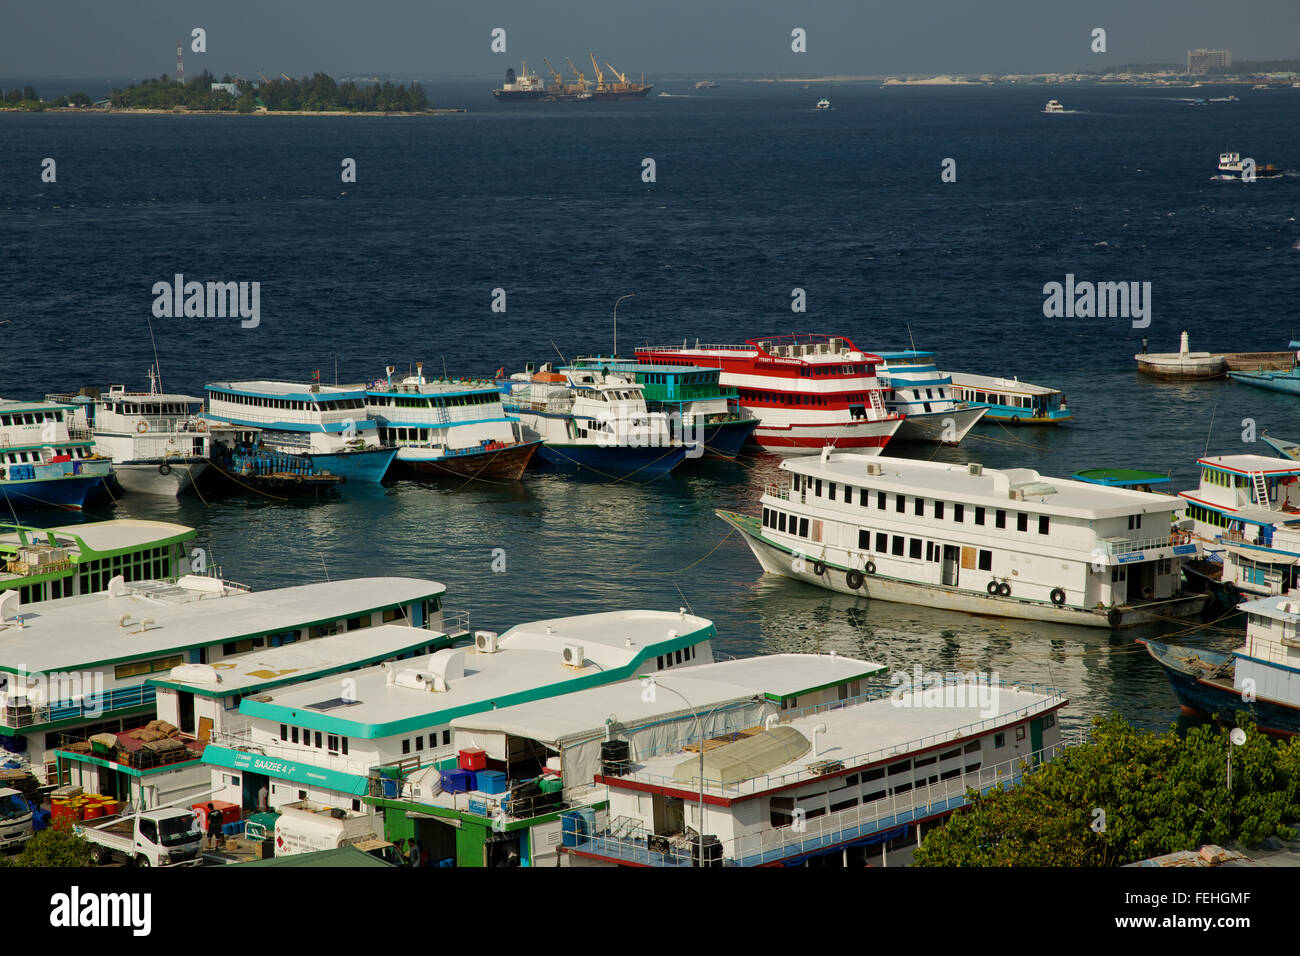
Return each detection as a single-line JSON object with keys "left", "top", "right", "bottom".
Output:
{"left": 158, "top": 462, "right": 172, "bottom": 476}
{"left": 1050, "top": 587, "right": 1066, "bottom": 606}
{"left": 812, "top": 561, "right": 827, "bottom": 576}
{"left": 864, "top": 560, "right": 876, "bottom": 575}
{"left": 846, "top": 569, "right": 865, "bottom": 590}
{"left": 987, "top": 580, "right": 1000, "bottom": 595}
{"left": 1107, "top": 608, "right": 1122, "bottom": 629}
{"left": 998, "top": 581, "right": 1011, "bottom": 597}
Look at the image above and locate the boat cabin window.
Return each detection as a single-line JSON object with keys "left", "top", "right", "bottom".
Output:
{"left": 978, "top": 550, "right": 993, "bottom": 571}
{"left": 995, "top": 510, "right": 1006, "bottom": 529}
{"left": 876, "top": 532, "right": 887, "bottom": 552}
{"left": 1016, "top": 513, "right": 1028, "bottom": 533}
{"left": 954, "top": 504, "right": 964, "bottom": 522}
{"left": 934, "top": 501, "right": 945, "bottom": 520}
{"left": 1039, "top": 516, "right": 1050, "bottom": 535}
{"left": 896, "top": 495, "right": 905, "bottom": 513}
{"left": 877, "top": 491, "right": 886, "bottom": 509}
{"left": 1127, "top": 514, "right": 1142, "bottom": 530}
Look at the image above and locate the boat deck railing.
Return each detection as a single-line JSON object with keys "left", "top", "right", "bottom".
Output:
{"left": 572, "top": 738, "right": 1075, "bottom": 867}
{"left": 1098, "top": 531, "right": 1194, "bottom": 555}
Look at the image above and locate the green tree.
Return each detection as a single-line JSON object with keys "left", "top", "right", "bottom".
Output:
{"left": 913, "top": 713, "right": 1300, "bottom": 867}
{"left": 2, "top": 827, "right": 93, "bottom": 867}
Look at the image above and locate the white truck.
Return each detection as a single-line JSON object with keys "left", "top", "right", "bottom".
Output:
{"left": 75, "top": 807, "right": 203, "bottom": 867}
{"left": 0, "top": 788, "right": 34, "bottom": 851}
{"left": 272, "top": 801, "right": 382, "bottom": 856}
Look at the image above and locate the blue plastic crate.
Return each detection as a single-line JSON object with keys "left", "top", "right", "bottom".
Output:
{"left": 476, "top": 769, "right": 508, "bottom": 794}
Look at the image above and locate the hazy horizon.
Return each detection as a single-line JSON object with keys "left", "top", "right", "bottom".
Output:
{"left": 3, "top": 0, "right": 1299, "bottom": 81}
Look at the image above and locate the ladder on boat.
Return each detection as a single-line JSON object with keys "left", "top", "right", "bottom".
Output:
{"left": 868, "top": 389, "right": 888, "bottom": 418}
{"left": 1251, "top": 471, "right": 1271, "bottom": 508}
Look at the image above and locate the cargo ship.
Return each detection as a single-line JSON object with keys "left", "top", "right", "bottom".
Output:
{"left": 492, "top": 55, "right": 651, "bottom": 103}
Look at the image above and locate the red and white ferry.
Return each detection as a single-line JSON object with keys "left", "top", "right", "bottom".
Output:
{"left": 636, "top": 334, "right": 903, "bottom": 455}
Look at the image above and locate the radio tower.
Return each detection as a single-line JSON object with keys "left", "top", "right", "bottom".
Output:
{"left": 176, "top": 39, "right": 184, "bottom": 83}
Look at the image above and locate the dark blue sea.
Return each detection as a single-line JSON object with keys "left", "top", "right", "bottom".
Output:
{"left": 3, "top": 80, "right": 1299, "bottom": 735}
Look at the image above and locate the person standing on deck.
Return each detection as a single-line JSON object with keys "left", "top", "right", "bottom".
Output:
{"left": 257, "top": 783, "right": 269, "bottom": 813}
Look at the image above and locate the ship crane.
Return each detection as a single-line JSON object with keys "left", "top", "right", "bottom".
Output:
{"left": 565, "top": 56, "right": 588, "bottom": 90}
{"left": 589, "top": 53, "right": 606, "bottom": 91}
{"left": 605, "top": 62, "right": 627, "bottom": 85}
{"left": 542, "top": 57, "right": 565, "bottom": 89}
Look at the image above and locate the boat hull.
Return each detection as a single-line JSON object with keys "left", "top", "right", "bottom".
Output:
{"left": 1227, "top": 371, "right": 1300, "bottom": 395}
{"left": 113, "top": 459, "right": 208, "bottom": 497}
{"left": 1141, "top": 640, "right": 1300, "bottom": 735}
{"left": 398, "top": 440, "right": 540, "bottom": 481}
{"left": 718, "top": 510, "right": 1209, "bottom": 629}
{"left": 695, "top": 419, "right": 760, "bottom": 460}
{"left": 302, "top": 447, "right": 396, "bottom": 483}
{"left": 0, "top": 476, "right": 107, "bottom": 511}
{"left": 749, "top": 419, "right": 902, "bottom": 456}
{"left": 890, "top": 405, "right": 988, "bottom": 444}
{"left": 534, "top": 443, "right": 688, "bottom": 480}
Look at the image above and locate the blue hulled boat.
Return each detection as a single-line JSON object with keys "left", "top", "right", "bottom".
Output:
{"left": 0, "top": 398, "right": 114, "bottom": 511}
{"left": 1227, "top": 342, "right": 1300, "bottom": 396}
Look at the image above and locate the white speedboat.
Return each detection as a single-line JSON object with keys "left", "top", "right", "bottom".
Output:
{"left": 815, "top": 98, "right": 830, "bottom": 110}
{"left": 1042, "top": 99, "right": 1065, "bottom": 113}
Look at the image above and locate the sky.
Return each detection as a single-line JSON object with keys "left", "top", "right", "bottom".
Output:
{"left": 3, "top": 0, "right": 1299, "bottom": 79}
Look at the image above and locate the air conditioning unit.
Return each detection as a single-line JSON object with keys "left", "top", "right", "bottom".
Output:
{"left": 968, "top": 463, "right": 983, "bottom": 476}
{"left": 561, "top": 644, "right": 585, "bottom": 667}
{"left": 864, "top": 462, "right": 882, "bottom": 476}
{"left": 1009, "top": 489, "right": 1024, "bottom": 500}
{"left": 475, "top": 630, "right": 500, "bottom": 654}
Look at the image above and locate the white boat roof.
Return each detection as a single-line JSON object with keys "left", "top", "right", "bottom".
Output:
{"left": 100, "top": 391, "right": 205, "bottom": 404}
{"left": 0, "top": 519, "right": 194, "bottom": 556}
{"left": 1198, "top": 454, "right": 1300, "bottom": 476}
{"left": 148, "top": 625, "right": 446, "bottom": 698}
{"left": 945, "top": 371, "right": 1060, "bottom": 395}
{"left": 208, "top": 381, "right": 364, "bottom": 397}
{"left": 450, "top": 654, "right": 887, "bottom": 745}
{"left": 621, "top": 681, "right": 1064, "bottom": 798}
{"left": 0, "top": 398, "right": 71, "bottom": 413}
{"left": 0, "top": 576, "right": 444, "bottom": 676}
{"left": 1239, "top": 593, "right": 1300, "bottom": 622}
{"left": 785, "top": 454, "right": 1180, "bottom": 518}
{"left": 236, "top": 610, "right": 717, "bottom": 739}
{"left": 369, "top": 378, "right": 501, "bottom": 396}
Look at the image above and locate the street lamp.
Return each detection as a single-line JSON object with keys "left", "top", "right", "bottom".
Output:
{"left": 613, "top": 293, "right": 635, "bottom": 358}
{"left": 641, "top": 675, "right": 728, "bottom": 866}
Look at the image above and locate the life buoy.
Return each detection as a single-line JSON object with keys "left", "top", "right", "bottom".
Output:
{"left": 864, "top": 560, "right": 876, "bottom": 575}
{"left": 812, "top": 561, "right": 827, "bottom": 576}
{"left": 158, "top": 463, "right": 172, "bottom": 476}
{"left": 136, "top": 421, "right": 148, "bottom": 433}
{"left": 197, "top": 420, "right": 207, "bottom": 432}
{"left": 987, "top": 581, "right": 1000, "bottom": 595}
{"left": 1050, "top": 587, "right": 1066, "bottom": 606}
{"left": 998, "top": 582, "right": 1011, "bottom": 597}
{"left": 1106, "top": 608, "right": 1122, "bottom": 628}
{"left": 846, "top": 569, "right": 865, "bottom": 589}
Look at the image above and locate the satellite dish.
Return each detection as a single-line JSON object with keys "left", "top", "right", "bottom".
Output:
{"left": 1229, "top": 728, "right": 1247, "bottom": 746}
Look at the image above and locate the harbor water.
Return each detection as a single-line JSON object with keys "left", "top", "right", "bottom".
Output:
{"left": 3, "top": 81, "right": 1299, "bottom": 738}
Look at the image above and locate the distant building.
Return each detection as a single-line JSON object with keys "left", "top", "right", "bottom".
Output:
{"left": 211, "top": 82, "right": 240, "bottom": 96}
{"left": 1187, "top": 49, "right": 1231, "bottom": 74}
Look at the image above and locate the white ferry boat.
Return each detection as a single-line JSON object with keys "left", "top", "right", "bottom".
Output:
{"left": 54, "top": 615, "right": 459, "bottom": 817}
{"left": 1043, "top": 99, "right": 1065, "bottom": 113}
{"left": 205, "top": 380, "right": 396, "bottom": 483}
{"left": 201, "top": 609, "right": 718, "bottom": 816}
{"left": 816, "top": 98, "right": 830, "bottom": 110}
{"left": 48, "top": 370, "right": 211, "bottom": 496}
{"left": 0, "top": 398, "right": 113, "bottom": 511}
{"left": 501, "top": 364, "right": 691, "bottom": 479}
{"left": 717, "top": 450, "right": 1208, "bottom": 628}
{"left": 1177, "top": 453, "right": 1300, "bottom": 605}
{"left": 366, "top": 363, "right": 540, "bottom": 480}
{"left": 1, "top": 519, "right": 197, "bottom": 604}
{"left": 636, "top": 335, "right": 904, "bottom": 455}
{"left": 0, "top": 575, "right": 446, "bottom": 784}
{"left": 1144, "top": 593, "right": 1300, "bottom": 735}
{"left": 873, "top": 350, "right": 988, "bottom": 443}
{"left": 559, "top": 665, "right": 1067, "bottom": 867}
{"left": 946, "top": 371, "right": 1072, "bottom": 424}
{"left": 381, "top": 653, "right": 887, "bottom": 867}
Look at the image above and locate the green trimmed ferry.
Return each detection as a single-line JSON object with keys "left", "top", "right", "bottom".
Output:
{"left": 0, "top": 520, "right": 198, "bottom": 605}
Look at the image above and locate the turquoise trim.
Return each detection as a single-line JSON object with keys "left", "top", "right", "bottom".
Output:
{"left": 238, "top": 623, "right": 719, "bottom": 738}
{"left": 203, "top": 745, "right": 369, "bottom": 795}
{"left": 380, "top": 416, "right": 514, "bottom": 429}
{"left": 207, "top": 385, "right": 366, "bottom": 403}
{"left": 54, "top": 749, "right": 201, "bottom": 778}
{"left": 211, "top": 414, "right": 379, "bottom": 434}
